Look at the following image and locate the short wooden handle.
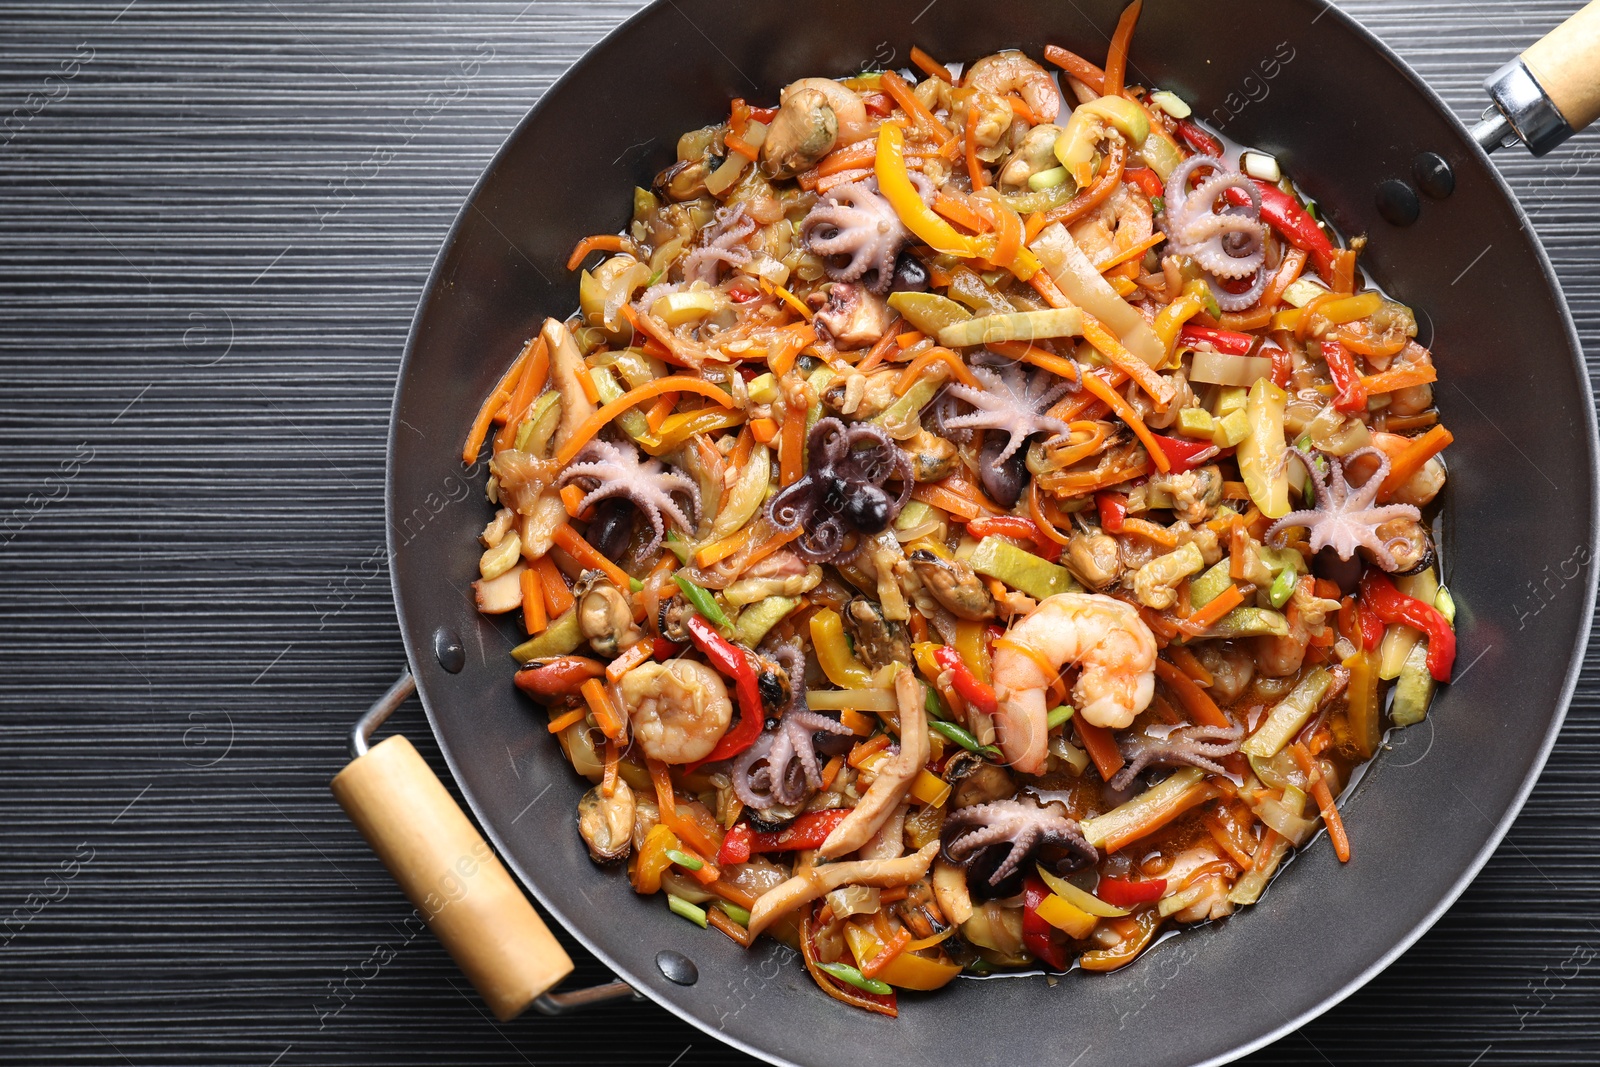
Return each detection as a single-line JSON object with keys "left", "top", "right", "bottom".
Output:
{"left": 1523, "top": 0, "right": 1600, "bottom": 133}
{"left": 331, "top": 734, "right": 574, "bottom": 1020}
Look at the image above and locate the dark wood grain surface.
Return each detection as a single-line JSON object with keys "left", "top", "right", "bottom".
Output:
{"left": 1, "top": 1, "right": 1597, "bottom": 1063}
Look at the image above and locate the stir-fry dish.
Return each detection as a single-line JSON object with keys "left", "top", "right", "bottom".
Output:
{"left": 462, "top": 3, "right": 1457, "bottom": 1013}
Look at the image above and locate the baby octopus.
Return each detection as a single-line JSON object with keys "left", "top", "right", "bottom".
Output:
{"left": 558, "top": 438, "right": 701, "bottom": 558}
{"left": 799, "top": 175, "right": 930, "bottom": 293}
{"left": 766, "top": 417, "right": 912, "bottom": 564}
{"left": 1163, "top": 155, "right": 1271, "bottom": 311}
{"left": 731, "top": 645, "right": 852, "bottom": 809}
{"left": 1264, "top": 447, "right": 1422, "bottom": 572}
{"left": 941, "top": 363, "right": 1072, "bottom": 464}
{"left": 941, "top": 796, "right": 1097, "bottom": 889}
{"left": 1110, "top": 722, "right": 1245, "bottom": 791}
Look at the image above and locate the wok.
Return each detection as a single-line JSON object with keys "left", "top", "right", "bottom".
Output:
{"left": 334, "top": 1, "right": 1600, "bottom": 1064}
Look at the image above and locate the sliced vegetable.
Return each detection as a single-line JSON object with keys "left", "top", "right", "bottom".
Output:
{"left": 675, "top": 573, "right": 733, "bottom": 633}
{"left": 933, "top": 646, "right": 998, "bottom": 715}
{"left": 1081, "top": 767, "right": 1207, "bottom": 851}
{"left": 1035, "top": 865, "right": 1128, "bottom": 917}
{"left": 817, "top": 961, "right": 893, "bottom": 996}
{"left": 968, "top": 535, "right": 1079, "bottom": 600}
{"left": 1390, "top": 638, "right": 1436, "bottom": 727}
{"left": 1360, "top": 571, "right": 1456, "bottom": 681}
{"left": 888, "top": 290, "right": 973, "bottom": 336}
{"left": 1097, "top": 876, "right": 1167, "bottom": 907}
{"left": 668, "top": 893, "right": 709, "bottom": 927}
{"left": 1241, "top": 667, "right": 1335, "bottom": 758}
{"left": 510, "top": 608, "right": 582, "bottom": 662}
{"left": 1237, "top": 377, "right": 1291, "bottom": 518}
{"left": 1032, "top": 223, "right": 1165, "bottom": 367}
{"left": 929, "top": 719, "right": 1000, "bottom": 758}
{"left": 935, "top": 307, "right": 1084, "bottom": 349}
{"left": 1189, "top": 350, "right": 1273, "bottom": 388}
{"left": 733, "top": 594, "right": 800, "bottom": 649}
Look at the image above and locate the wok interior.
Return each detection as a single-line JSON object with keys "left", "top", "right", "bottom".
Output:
{"left": 388, "top": 1, "right": 1596, "bottom": 1063}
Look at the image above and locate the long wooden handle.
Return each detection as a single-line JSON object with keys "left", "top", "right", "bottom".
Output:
{"left": 331, "top": 734, "right": 574, "bottom": 1020}
{"left": 1523, "top": 0, "right": 1600, "bottom": 133}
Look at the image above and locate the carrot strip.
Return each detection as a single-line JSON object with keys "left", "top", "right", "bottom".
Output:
{"left": 559, "top": 483, "right": 588, "bottom": 519}
{"left": 728, "top": 424, "right": 755, "bottom": 471}
{"left": 521, "top": 568, "right": 548, "bottom": 636}
{"left": 1076, "top": 719, "right": 1126, "bottom": 780}
{"left": 645, "top": 391, "right": 678, "bottom": 432}
{"left": 1291, "top": 742, "right": 1350, "bottom": 862}
{"left": 859, "top": 927, "right": 913, "bottom": 979}
{"left": 857, "top": 319, "right": 902, "bottom": 372}
{"left": 895, "top": 346, "right": 979, "bottom": 395}
{"left": 909, "top": 483, "right": 975, "bottom": 521}
{"left": 1103, "top": 781, "right": 1214, "bottom": 854}
{"left": 606, "top": 641, "right": 652, "bottom": 684}
{"left": 1096, "top": 230, "right": 1166, "bottom": 274}
{"left": 707, "top": 907, "right": 753, "bottom": 948}
{"left": 532, "top": 554, "right": 575, "bottom": 616}
{"left": 880, "top": 71, "right": 956, "bottom": 150}
{"left": 1361, "top": 362, "right": 1437, "bottom": 394}
{"left": 1078, "top": 370, "right": 1170, "bottom": 472}
{"left": 646, "top": 758, "right": 722, "bottom": 858}
{"left": 1118, "top": 516, "right": 1178, "bottom": 548}
{"left": 546, "top": 706, "right": 588, "bottom": 734}
{"left": 779, "top": 396, "right": 806, "bottom": 487}
{"left": 1103, "top": 0, "right": 1143, "bottom": 98}
{"left": 695, "top": 525, "right": 755, "bottom": 568}
{"left": 1152, "top": 658, "right": 1229, "bottom": 728}
{"left": 553, "top": 523, "right": 634, "bottom": 592}
{"left": 566, "top": 234, "right": 633, "bottom": 271}
{"left": 1028, "top": 481, "right": 1073, "bottom": 546}
{"left": 494, "top": 336, "right": 550, "bottom": 452}
{"left": 1043, "top": 44, "right": 1106, "bottom": 95}
{"left": 965, "top": 104, "right": 987, "bottom": 191}
{"left": 1379, "top": 425, "right": 1452, "bottom": 500}
{"left": 932, "top": 192, "right": 991, "bottom": 233}
{"left": 909, "top": 45, "right": 953, "bottom": 83}
{"left": 1178, "top": 584, "right": 1244, "bottom": 636}
{"left": 1167, "top": 646, "right": 1213, "bottom": 688}
{"left": 601, "top": 738, "right": 621, "bottom": 797}
{"left": 987, "top": 340, "right": 1082, "bottom": 384}
{"left": 581, "top": 678, "right": 626, "bottom": 741}
{"left": 1024, "top": 211, "right": 1051, "bottom": 245}
{"left": 1029, "top": 268, "right": 1072, "bottom": 309}
{"left": 462, "top": 337, "right": 538, "bottom": 465}
{"left": 895, "top": 330, "right": 925, "bottom": 348}
{"left": 555, "top": 376, "right": 736, "bottom": 467}
{"left": 819, "top": 754, "right": 844, "bottom": 792}
{"left": 749, "top": 417, "right": 778, "bottom": 443}
{"left": 1081, "top": 314, "right": 1169, "bottom": 410}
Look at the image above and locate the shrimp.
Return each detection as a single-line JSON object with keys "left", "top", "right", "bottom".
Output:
{"left": 620, "top": 659, "right": 732, "bottom": 764}
{"left": 964, "top": 50, "right": 1062, "bottom": 124}
{"left": 992, "top": 593, "right": 1157, "bottom": 773}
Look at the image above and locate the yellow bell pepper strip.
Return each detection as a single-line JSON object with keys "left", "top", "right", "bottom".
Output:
{"left": 1020, "top": 876, "right": 1071, "bottom": 970}
{"left": 844, "top": 922, "right": 962, "bottom": 990}
{"left": 555, "top": 375, "right": 736, "bottom": 467}
{"left": 633, "top": 823, "right": 681, "bottom": 895}
{"left": 1153, "top": 279, "right": 1212, "bottom": 357}
{"left": 875, "top": 123, "right": 1040, "bottom": 278}
{"left": 1032, "top": 889, "right": 1098, "bottom": 939}
{"left": 809, "top": 609, "right": 875, "bottom": 688}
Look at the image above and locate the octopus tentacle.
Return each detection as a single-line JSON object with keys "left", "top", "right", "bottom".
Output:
{"left": 942, "top": 364, "right": 1071, "bottom": 463}
{"left": 1264, "top": 446, "right": 1422, "bottom": 571}
{"left": 683, "top": 204, "right": 755, "bottom": 285}
{"left": 941, "top": 796, "right": 1097, "bottom": 886}
{"left": 764, "top": 418, "right": 912, "bottom": 564}
{"left": 799, "top": 178, "right": 919, "bottom": 293}
{"left": 557, "top": 439, "right": 701, "bottom": 558}
{"left": 1110, "top": 723, "right": 1244, "bottom": 790}
{"left": 1164, "top": 155, "right": 1270, "bottom": 308}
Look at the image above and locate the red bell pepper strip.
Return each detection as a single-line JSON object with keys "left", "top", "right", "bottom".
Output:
{"left": 716, "top": 823, "right": 753, "bottom": 865}
{"left": 1266, "top": 346, "right": 1294, "bottom": 389}
{"left": 1230, "top": 179, "right": 1337, "bottom": 280}
{"left": 1358, "top": 597, "right": 1385, "bottom": 651}
{"left": 652, "top": 637, "right": 685, "bottom": 660}
{"left": 684, "top": 613, "right": 766, "bottom": 765}
{"left": 1022, "top": 875, "right": 1070, "bottom": 971}
{"left": 1096, "top": 491, "right": 1128, "bottom": 534}
{"left": 1180, "top": 324, "right": 1255, "bottom": 356}
{"left": 1359, "top": 571, "right": 1456, "bottom": 681}
{"left": 932, "top": 646, "right": 997, "bottom": 715}
{"left": 1150, "top": 434, "right": 1220, "bottom": 474}
{"left": 748, "top": 809, "right": 851, "bottom": 853}
{"left": 1320, "top": 340, "right": 1368, "bottom": 414}
{"left": 967, "top": 514, "right": 1062, "bottom": 562}
{"left": 1123, "top": 166, "right": 1165, "bottom": 199}
{"left": 1096, "top": 876, "right": 1167, "bottom": 907}
{"left": 1175, "top": 119, "right": 1223, "bottom": 157}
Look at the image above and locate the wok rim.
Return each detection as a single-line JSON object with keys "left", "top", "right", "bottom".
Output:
{"left": 384, "top": 1, "right": 1600, "bottom": 1063}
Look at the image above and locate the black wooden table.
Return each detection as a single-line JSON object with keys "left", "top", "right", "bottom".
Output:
{"left": 1, "top": 1, "right": 1597, "bottom": 1063}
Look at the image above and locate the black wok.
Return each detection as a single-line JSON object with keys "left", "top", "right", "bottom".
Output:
{"left": 368, "top": 1, "right": 1600, "bottom": 1063}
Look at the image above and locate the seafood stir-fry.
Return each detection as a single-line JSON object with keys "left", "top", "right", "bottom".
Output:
{"left": 463, "top": 4, "right": 1458, "bottom": 1013}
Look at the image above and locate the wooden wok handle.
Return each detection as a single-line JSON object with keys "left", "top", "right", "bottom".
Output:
{"left": 331, "top": 734, "right": 575, "bottom": 1020}
{"left": 1523, "top": 0, "right": 1600, "bottom": 133}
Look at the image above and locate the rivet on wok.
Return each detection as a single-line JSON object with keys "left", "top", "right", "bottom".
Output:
{"left": 433, "top": 627, "right": 465, "bottom": 674}
{"left": 656, "top": 949, "right": 699, "bottom": 986}
{"left": 1375, "top": 179, "right": 1421, "bottom": 227}
{"left": 1412, "top": 152, "right": 1455, "bottom": 199}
